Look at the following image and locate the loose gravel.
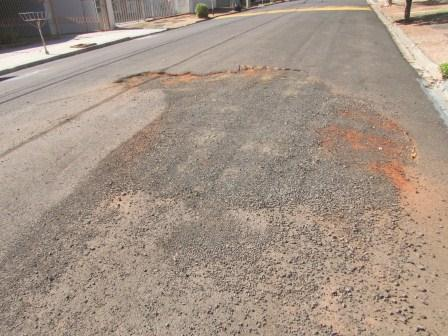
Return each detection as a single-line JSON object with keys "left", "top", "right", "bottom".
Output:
{"left": 0, "top": 68, "right": 435, "bottom": 335}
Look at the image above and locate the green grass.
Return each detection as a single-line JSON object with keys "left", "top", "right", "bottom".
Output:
{"left": 413, "top": 9, "right": 448, "bottom": 17}
{"left": 441, "top": 63, "right": 448, "bottom": 79}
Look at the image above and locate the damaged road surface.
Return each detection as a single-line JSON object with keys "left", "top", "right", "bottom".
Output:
{"left": 1, "top": 0, "right": 448, "bottom": 335}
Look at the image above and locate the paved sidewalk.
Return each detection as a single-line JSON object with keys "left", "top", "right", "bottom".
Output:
{"left": 0, "top": 29, "right": 164, "bottom": 76}
{"left": 383, "top": 1, "right": 448, "bottom": 64}
{"left": 120, "top": 14, "right": 207, "bottom": 30}
{"left": 369, "top": 0, "right": 448, "bottom": 123}
{"left": 374, "top": 0, "right": 448, "bottom": 74}
{"left": 119, "top": 12, "right": 233, "bottom": 30}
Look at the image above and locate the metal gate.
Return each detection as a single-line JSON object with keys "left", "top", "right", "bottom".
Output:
{"left": 49, "top": 0, "right": 104, "bottom": 34}
{"left": 149, "top": 0, "right": 176, "bottom": 18}
{"left": 112, "top": 0, "right": 176, "bottom": 23}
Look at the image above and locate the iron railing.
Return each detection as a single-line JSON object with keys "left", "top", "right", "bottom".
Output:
{"left": 112, "top": 0, "right": 178, "bottom": 23}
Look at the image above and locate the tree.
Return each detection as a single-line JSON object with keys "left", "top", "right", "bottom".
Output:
{"left": 404, "top": 0, "right": 413, "bottom": 20}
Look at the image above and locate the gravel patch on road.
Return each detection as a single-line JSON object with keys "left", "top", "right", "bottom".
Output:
{"left": 0, "top": 68, "right": 425, "bottom": 335}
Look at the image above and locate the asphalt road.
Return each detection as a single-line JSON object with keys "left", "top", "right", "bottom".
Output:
{"left": 1, "top": 0, "right": 448, "bottom": 335}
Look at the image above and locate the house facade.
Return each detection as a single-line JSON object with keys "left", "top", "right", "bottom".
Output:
{"left": 1, "top": 0, "right": 210, "bottom": 38}
{"left": 0, "top": 0, "right": 242, "bottom": 42}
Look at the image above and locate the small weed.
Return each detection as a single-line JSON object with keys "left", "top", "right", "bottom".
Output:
{"left": 440, "top": 63, "right": 448, "bottom": 79}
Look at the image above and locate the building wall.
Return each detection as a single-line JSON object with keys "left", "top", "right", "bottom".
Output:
{"left": 49, "top": 0, "right": 102, "bottom": 35}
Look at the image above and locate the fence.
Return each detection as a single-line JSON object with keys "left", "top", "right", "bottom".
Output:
{"left": 0, "top": 0, "right": 108, "bottom": 41}
{"left": 0, "top": 0, "right": 48, "bottom": 41}
{"left": 50, "top": 0, "right": 105, "bottom": 34}
{"left": 111, "top": 0, "right": 178, "bottom": 24}
{"left": 1, "top": 0, "right": 238, "bottom": 41}
{"left": 111, "top": 0, "right": 239, "bottom": 24}
{"left": 190, "top": 0, "right": 234, "bottom": 12}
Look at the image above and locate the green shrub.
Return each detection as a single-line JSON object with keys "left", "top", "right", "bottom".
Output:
{"left": 195, "top": 3, "right": 209, "bottom": 18}
{"left": 441, "top": 63, "right": 448, "bottom": 79}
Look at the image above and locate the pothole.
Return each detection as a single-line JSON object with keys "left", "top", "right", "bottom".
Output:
{"left": 114, "top": 65, "right": 302, "bottom": 87}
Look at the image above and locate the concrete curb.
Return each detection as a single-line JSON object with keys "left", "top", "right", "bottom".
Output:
{"left": 0, "top": 29, "right": 167, "bottom": 77}
{"left": 367, "top": 0, "right": 448, "bottom": 124}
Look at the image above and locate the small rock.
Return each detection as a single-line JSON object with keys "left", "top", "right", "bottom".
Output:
{"left": 416, "top": 325, "right": 425, "bottom": 332}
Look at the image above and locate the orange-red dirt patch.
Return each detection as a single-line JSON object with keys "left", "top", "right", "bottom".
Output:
{"left": 319, "top": 110, "right": 416, "bottom": 193}
{"left": 319, "top": 124, "right": 403, "bottom": 157}
{"left": 339, "top": 110, "right": 401, "bottom": 132}
{"left": 369, "top": 161, "right": 413, "bottom": 191}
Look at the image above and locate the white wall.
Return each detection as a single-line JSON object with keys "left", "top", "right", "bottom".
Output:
{"left": 174, "top": 0, "right": 190, "bottom": 14}
{"left": 50, "top": 0, "right": 100, "bottom": 34}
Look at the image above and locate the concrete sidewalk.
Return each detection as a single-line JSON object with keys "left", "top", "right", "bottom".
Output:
{"left": 0, "top": 29, "right": 164, "bottom": 76}
{"left": 370, "top": 0, "right": 448, "bottom": 79}
{"left": 118, "top": 12, "right": 232, "bottom": 30}
{"left": 369, "top": 0, "right": 448, "bottom": 123}
{"left": 380, "top": 0, "right": 448, "bottom": 67}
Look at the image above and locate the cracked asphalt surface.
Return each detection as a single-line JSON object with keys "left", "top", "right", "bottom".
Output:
{"left": 1, "top": 0, "right": 448, "bottom": 335}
